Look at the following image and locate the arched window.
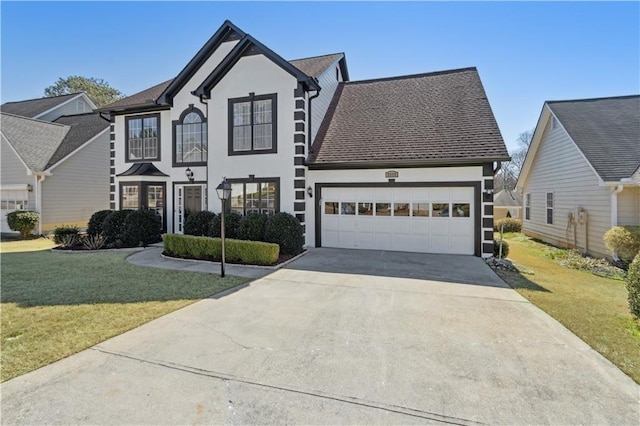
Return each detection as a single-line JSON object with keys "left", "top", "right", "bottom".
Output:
{"left": 174, "top": 108, "right": 207, "bottom": 165}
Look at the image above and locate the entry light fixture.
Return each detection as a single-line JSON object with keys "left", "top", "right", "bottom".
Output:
{"left": 185, "top": 167, "right": 194, "bottom": 183}
{"left": 307, "top": 186, "right": 313, "bottom": 198}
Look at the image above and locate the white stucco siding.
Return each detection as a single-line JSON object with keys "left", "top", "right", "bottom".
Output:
{"left": 618, "top": 187, "right": 640, "bottom": 226}
{"left": 37, "top": 98, "right": 92, "bottom": 121}
{"left": 170, "top": 40, "right": 238, "bottom": 118}
{"left": 311, "top": 62, "right": 342, "bottom": 142}
{"left": 41, "top": 131, "right": 110, "bottom": 231}
{"left": 306, "top": 166, "right": 484, "bottom": 249}
{"left": 521, "top": 123, "right": 611, "bottom": 257}
{"left": 206, "top": 54, "right": 299, "bottom": 215}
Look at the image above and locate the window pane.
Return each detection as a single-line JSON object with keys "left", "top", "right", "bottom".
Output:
{"left": 230, "top": 183, "right": 244, "bottom": 214}
{"left": 452, "top": 203, "right": 470, "bottom": 217}
{"left": 122, "top": 185, "right": 139, "bottom": 209}
{"left": 128, "top": 118, "right": 143, "bottom": 159}
{"left": 253, "top": 99, "right": 272, "bottom": 124}
{"left": 253, "top": 124, "right": 272, "bottom": 150}
{"left": 233, "top": 126, "right": 252, "bottom": 151}
{"left": 184, "top": 112, "right": 200, "bottom": 124}
{"left": 245, "top": 183, "right": 259, "bottom": 214}
{"left": 547, "top": 209, "right": 553, "bottom": 224}
{"left": 376, "top": 203, "right": 391, "bottom": 216}
{"left": 259, "top": 182, "right": 276, "bottom": 215}
{"left": 412, "top": 203, "right": 429, "bottom": 217}
{"left": 358, "top": 203, "right": 373, "bottom": 216}
{"left": 233, "top": 102, "right": 251, "bottom": 126}
{"left": 175, "top": 125, "right": 183, "bottom": 162}
{"left": 341, "top": 202, "right": 356, "bottom": 215}
{"left": 142, "top": 117, "right": 158, "bottom": 159}
{"left": 393, "top": 203, "right": 410, "bottom": 216}
{"left": 432, "top": 203, "right": 450, "bottom": 217}
{"left": 325, "top": 202, "right": 339, "bottom": 215}
{"left": 546, "top": 193, "right": 553, "bottom": 208}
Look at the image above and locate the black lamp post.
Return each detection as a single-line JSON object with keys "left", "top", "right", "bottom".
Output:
{"left": 215, "top": 178, "right": 232, "bottom": 278}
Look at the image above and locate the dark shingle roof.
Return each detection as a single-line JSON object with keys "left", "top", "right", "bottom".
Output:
{"left": 1, "top": 93, "right": 82, "bottom": 118}
{"left": 289, "top": 53, "right": 344, "bottom": 79}
{"left": 102, "top": 79, "right": 173, "bottom": 110}
{"left": 309, "top": 68, "right": 509, "bottom": 166}
{"left": 102, "top": 53, "right": 343, "bottom": 112}
{"left": 48, "top": 113, "right": 109, "bottom": 168}
{"left": 0, "top": 113, "right": 69, "bottom": 171}
{"left": 0, "top": 112, "right": 108, "bottom": 171}
{"left": 547, "top": 95, "right": 640, "bottom": 182}
{"left": 494, "top": 190, "right": 522, "bottom": 207}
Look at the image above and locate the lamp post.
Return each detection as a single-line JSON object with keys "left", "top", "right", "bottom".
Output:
{"left": 216, "top": 178, "right": 232, "bottom": 278}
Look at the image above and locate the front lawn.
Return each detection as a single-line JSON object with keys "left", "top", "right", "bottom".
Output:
{"left": 1, "top": 245, "right": 247, "bottom": 382}
{"left": 494, "top": 233, "right": 640, "bottom": 383}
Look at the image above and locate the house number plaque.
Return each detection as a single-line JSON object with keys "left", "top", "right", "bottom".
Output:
{"left": 385, "top": 170, "right": 399, "bottom": 179}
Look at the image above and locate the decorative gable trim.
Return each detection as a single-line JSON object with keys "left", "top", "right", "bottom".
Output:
{"left": 193, "top": 34, "right": 321, "bottom": 99}
{"left": 156, "top": 20, "right": 247, "bottom": 106}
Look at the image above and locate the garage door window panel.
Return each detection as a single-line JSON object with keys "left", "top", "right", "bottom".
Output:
{"left": 358, "top": 203, "right": 373, "bottom": 216}
{"left": 452, "top": 203, "right": 470, "bottom": 217}
{"left": 341, "top": 202, "right": 356, "bottom": 215}
{"left": 412, "top": 203, "right": 429, "bottom": 217}
{"left": 376, "top": 203, "right": 391, "bottom": 216}
{"left": 432, "top": 203, "right": 450, "bottom": 217}
{"left": 325, "top": 202, "right": 339, "bottom": 215}
{"left": 393, "top": 203, "right": 410, "bottom": 216}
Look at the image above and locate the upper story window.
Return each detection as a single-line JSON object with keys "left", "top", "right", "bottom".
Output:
{"left": 228, "top": 93, "right": 277, "bottom": 155}
{"left": 126, "top": 114, "right": 160, "bottom": 162}
{"left": 174, "top": 108, "right": 207, "bottom": 165}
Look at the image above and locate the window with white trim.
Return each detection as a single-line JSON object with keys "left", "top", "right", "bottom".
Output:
{"left": 546, "top": 192, "right": 554, "bottom": 225}
{"left": 525, "top": 193, "right": 531, "bottom": 221}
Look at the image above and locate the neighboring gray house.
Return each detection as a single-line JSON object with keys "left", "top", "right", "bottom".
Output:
{"left": 517, "top": 95, "right": 640, "bottom": 258}
{"left": 1, "top": 93, "right": 110, "bottom": 234}
{"left": 101, "top": 20, "right": 509, "bottom": 257}
{"left": 494, "top": 190, "right": 522, "bottom": 220}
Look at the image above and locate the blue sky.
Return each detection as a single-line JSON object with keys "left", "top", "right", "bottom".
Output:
{"left": 1, "top": 1, "right": 638, "bottom": 152}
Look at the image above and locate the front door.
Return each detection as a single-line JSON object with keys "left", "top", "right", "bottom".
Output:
{"left": 174, "top": 184, "right": 205, "bottom": 234}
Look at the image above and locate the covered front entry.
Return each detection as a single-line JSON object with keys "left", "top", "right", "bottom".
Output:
{"left": 319, "top": 185, "right": 478, "bottom": 255}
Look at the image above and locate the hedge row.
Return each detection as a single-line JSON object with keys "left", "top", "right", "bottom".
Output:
{"left": 163, "top": 234, "right": 279, "bottom": 266}
{"left": 86, "top": 209, "right": 162, "bottom": 248}
{"left": 184, "top": 211, "right": 304, "bottom": 255}
{"left": 494, "top": 218, "right": 522, "bottom": 233}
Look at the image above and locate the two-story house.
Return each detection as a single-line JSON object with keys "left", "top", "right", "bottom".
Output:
{"left": 101, "top": 20, "right": 509, "bottom": 257}
{"left": 1, "top": 93, "right": 110, "bottom": 234}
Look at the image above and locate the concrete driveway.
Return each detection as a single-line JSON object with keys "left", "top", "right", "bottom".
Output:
{"left": 2, "top": 248, "right": 638, "bottom": 425}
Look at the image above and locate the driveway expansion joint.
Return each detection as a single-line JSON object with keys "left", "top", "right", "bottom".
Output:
{"left": 91, "top": 346, "right": 485, "bottom": 425}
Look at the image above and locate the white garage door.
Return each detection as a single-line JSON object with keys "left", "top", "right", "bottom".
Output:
{"left": 321, "top": 186, "right": 475, "bottom": 255}
{"left": 1, "top": 189, "right": 30, "bottom": 233}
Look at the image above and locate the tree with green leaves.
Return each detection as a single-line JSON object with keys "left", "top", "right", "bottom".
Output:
{"left": 44, "top": 76, "right": 124, "bottom": 108}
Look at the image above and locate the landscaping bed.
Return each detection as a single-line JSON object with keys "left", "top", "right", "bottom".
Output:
{"left": 492, "top": 233, "right": 640, "bottom": 384}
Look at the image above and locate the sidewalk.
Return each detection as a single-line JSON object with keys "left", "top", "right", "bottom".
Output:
{"left": 127, "top": 247, "right": 274, "bottom": 279}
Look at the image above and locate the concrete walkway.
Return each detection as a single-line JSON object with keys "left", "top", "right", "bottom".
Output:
{"left": 2, "top": 249, "right": 639, "bottom": 424}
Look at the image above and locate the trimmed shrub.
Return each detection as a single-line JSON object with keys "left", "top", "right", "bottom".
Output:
{"left": 123, "top": 209, "right": 162, "bottom": 247}
{"left": 627, "top": 253, "right": 640, "bottom": 321}
{"left": 163, "top": 234, "right": 279, "bottom": 266}
{"left": 264, "top": 212, "right": 304, "bottom": 255}
{"left": 102, "top": 210, "right": 134, "bottom": 247}
{"left": 494, "top": 217, "right": 522, "bottom": 233}
{"left": 6, "top": 211, "right": 39, "bottom": 238}
{"left": 184, "top": 211, "right": 217, "bottom": 236}
{"left": 493, "top": 239, "right": 510, "bottom": 258}
{"left": 87, "top": 210, "right": 113, "bottom": 236}
{"left": 237, "top": 213, "right": 268, "bottom": 241}
{"left": 209, "top": 211, "right": 243, "bottom": 239}
{"left": 604, "top": 226, "right": 640, "bottom": 263}
{"left": 53, "top": 225, "right": 80, "bottom": 244}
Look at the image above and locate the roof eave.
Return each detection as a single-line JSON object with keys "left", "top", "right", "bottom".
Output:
{"left": 307, "top": 157, "right": 510, "bottom": 170}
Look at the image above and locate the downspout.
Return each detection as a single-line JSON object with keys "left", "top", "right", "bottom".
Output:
{"left": 199, "top": 94, "right": 209, "bottom": 211}
{"left": 610, "top": 184, "right": 623, "bottom": 227}
{"left": 307, "top": 86, "right": 321, "bottom": 152}
{"left": 35, "top": 174, "right": 46, "bottom": 235}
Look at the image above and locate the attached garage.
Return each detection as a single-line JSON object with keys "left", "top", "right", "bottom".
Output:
{"left": 318, "top": 184, "right": 479, "bottom": 255}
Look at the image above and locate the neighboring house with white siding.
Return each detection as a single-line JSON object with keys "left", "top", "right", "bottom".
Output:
{"left": 517, "top": 95, "right": 640, "bottom": 258}
{"left": 493, "top": 190, "right": 522, "bottom": 220}
{"left": 0, "top": 93, "right": 110, "bottom": 234}
{"left": 101, "top": 20, "right": 509, "bottom": 257}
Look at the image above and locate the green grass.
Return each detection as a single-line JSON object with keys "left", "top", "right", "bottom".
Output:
{"left": 495, "top": 233, "right": 640, "bottom": 383}
{"left": 1, "top": 244, "right": 247, "bottom": 382}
